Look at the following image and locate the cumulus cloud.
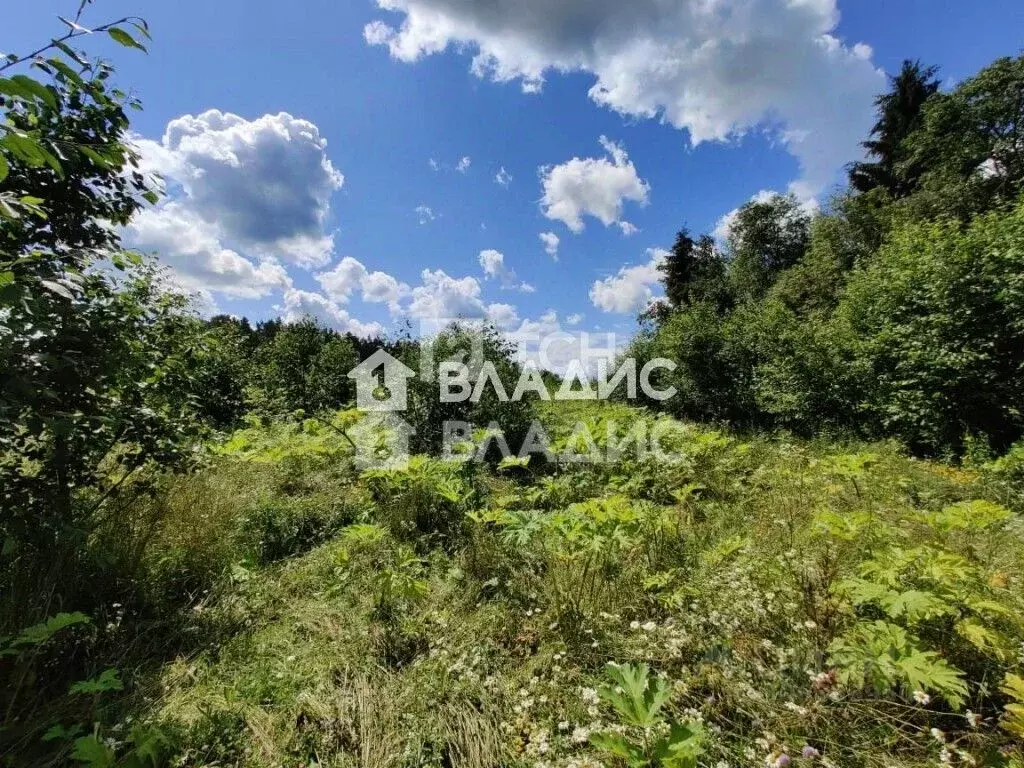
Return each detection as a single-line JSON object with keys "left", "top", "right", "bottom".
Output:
{"left": 127, "top": 203, "right": 292, "bottom": 299}
{"left": 363, "top": 0, "right": 883, "bottom": 197}
{"left": 495, "top": 166, "right": 512, "bottom": 187}
{"left": 408, "top": 268, "right": 488, "bottom": 321}
{"left": 361, "top": 270, "right": 410, "bottom": 311}
{"left": 565, "top": 312, "right": 583, "bottom": 325}
{"left": 505, "top": 310, "right": 623, "bottom": 375}
{"left": 589, "top": 247, "right": 667, "bottom": 314}
{"left": 539, "top": 137, "right": 649, "bottom": 234}
{"left": 486, "top": 302, "right": 520, "bottom": 328}
{"left": 478, "top": 249, "right": 534, "bottom": 292}
{"left": 539, "top": 231, "right": 560, "bottom": 259}
{"left": 456, "top": 155, "right": 472, "bottom": 173}
{"left": 135, "top": 110, "right": 344, "bottom": 269}
{"left": 279, "top": 288, "right": 385, "bottom": 338}
{"left": 315, "top": 256, "right": 410, "bottom": 313}
{"left": 404, "top": 268, "right": 525, "bottom": 336}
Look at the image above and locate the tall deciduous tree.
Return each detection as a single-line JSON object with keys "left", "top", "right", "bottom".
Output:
{"left": 0, "top": 11, "right": 202, "bottom": 549}
{"left": 906, "top": 54, "right": 1024, "bottom": 211}
{"left": 727, "top": 193, "right": 811, "bottom": 302}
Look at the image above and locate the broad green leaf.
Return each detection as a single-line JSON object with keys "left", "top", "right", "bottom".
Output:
{"left": 107, "top": 27, "right": 147, "bottom": 51}
{"left": 41, "top": 279, "right": 75, "bottom": 300}
{"left": 894, "top": 650, "right": 967, "bottom": 709}
{"left": 1001, "top": 674, "right": 1024, "bottom": 737}
{"left": 70, "top": 667, "right": 124, "bottom": 695}
{"left": 10, "top": 74, "right": 57, "bottom": 109}
{"left": 654, "top": 722, "right": 706, "bottom": 768}
{"left": 956, "top": 618, "right": 1006, "bottom": 657}
{"left": 70, "top": 734, "right": 116, "bottom": 767}
{"left": 1, "top": 612, "right": 90, "bottom": 655}
{"left": 589, "top": 731, "right": 646, "bottom": 767}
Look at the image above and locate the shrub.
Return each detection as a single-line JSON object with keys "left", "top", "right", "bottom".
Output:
{"left": 835, "top": 196, "right": 1024, "bottom": 455}
{"left": 400, "top": 324, "right": 538, "bottom": 459}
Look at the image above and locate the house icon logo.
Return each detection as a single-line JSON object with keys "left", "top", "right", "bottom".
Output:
{"left": 347, "top": 349, "right": 416, "bottom": 412}
{"left": 347, "top": 349, "right": 417, "bottom": 469}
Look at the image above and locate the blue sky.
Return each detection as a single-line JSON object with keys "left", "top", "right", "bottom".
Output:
{"left": 7, "top": 0, "right": 1024, "bottom": 343}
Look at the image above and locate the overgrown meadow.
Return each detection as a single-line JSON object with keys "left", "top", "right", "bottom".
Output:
{"left": 5, "top": 400, "right": 1024, "bottom": 767}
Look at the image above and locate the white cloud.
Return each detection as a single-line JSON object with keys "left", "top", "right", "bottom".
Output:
{"left": 539, "top": 231, "right": 560, "bottom": 259}
{"left": 505, "top": 310, "right": 623, "bottom": 375}
{"left": 361, "top": 270, "right": 410, "bottom": 312}
{"left": 363, "top": 0, "right": 883, "bottom": 197}
{"left": 589, "top": 247, "right": 667, "bottom": 314}
{"left": 565, "top": 312, "right": 583, "bottom": 325}
{"left": 495, "top": 166, "right": 512, "bottom": 187}
{"left": 539, "top": 137, "right": 649, "bottom": 234}
{"left": 279, "top": 288, "right": 385, "bottom": 338}
{"left": 126, "top": 202, "right": 292, "bottom": 299}
{"left": 315, "top": 256, "right": 411, "bottom": 313}
{"left": 415, "top": 204, "right": 437, "bottom": 224}
{"left": 486, "top": 302, "right": 520, "bottom": 329}
{"left": 134, "top": 110, "right": 344, "bottom": 269}
{"left": 456, "top": 155, "right": 472, "bottom": 173}
{"left": 316, "top": 256, "right": 368, "bottom": 302}
{"left": 429, "top": 157, "right": 440, "bottom": 171}
{"left": 407, "top": 268, "right": 488, "bottom": 321}
{"left": 479, "top": 249, "right": 534, "bottom": 292}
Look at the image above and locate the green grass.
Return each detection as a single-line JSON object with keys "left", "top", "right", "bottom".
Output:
{"left": 9, "top": 403, "right": 1024, "bottom": 768}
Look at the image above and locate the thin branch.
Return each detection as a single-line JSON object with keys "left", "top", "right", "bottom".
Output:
{"left": 0, "top": 16, "right": 146, "bottom": 74}
{"left": 313, "top": 413, "right": 359, "bottom": 452}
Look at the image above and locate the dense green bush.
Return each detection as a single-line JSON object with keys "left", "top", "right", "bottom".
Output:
{"left": 836, "top": 198, "right": 1024, "bottom": 454}
{"left": 401, "top": 324, "right": 539, "bottom": 459}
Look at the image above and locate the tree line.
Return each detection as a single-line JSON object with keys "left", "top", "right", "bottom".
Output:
{"left": 630, "top": 56, "right": 1024, "bottom": 459}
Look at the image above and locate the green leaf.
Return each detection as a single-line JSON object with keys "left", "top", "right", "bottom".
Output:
{"left": 599, "top": 662, "right": 671, "bottom": 728}
{"left": 589, "top": 731, "right": 646, "bottom": 767}
{"left": 0, "top": 77, "right": 35, "bottom": 101}
{"left": 1000, "top": 674, "right": 1024, "bottom": 738}
{"left": 882, "top": 589, "right": 950, "bottom": 623}
{"left": 107, "top": 27, "right": 147, "bottom": 52}
{"left": 1, "top": 133, "right": 64, "bottom": 177}
{"left": 129, "top": 20, "right": 152, "bottom": 41}
{"left": 894, "top": 650, "right": 967, "bottom": 709}
{"left": 654, "top": 722, "right": 706, "bottom": 768}
{"left": 70, "top": 668, "right": 124, "bottom": 695}
{"left": 10, "top": 74, "right": 57, "bottom": 109}
{"left": 955, "top": 618, "right": 1007, "bottom": 656}
{"left": 41, "top": 279, "right": 76, "bottom": 300}
{"left": 1, "top": 612, "right": 90, "bottom": 655}
{"left": 46, "top": 57, "right": 85, "bottom": 86}
{"left": 71, "top": 734, "right": 116, "bottom": 767}
{"left": 0, "top": 153, "right": 8, "bottom": 183}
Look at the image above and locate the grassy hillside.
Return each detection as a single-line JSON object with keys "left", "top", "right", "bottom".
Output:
{"left": 19, "top": 401, "right": 1021, "bottom": 767}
